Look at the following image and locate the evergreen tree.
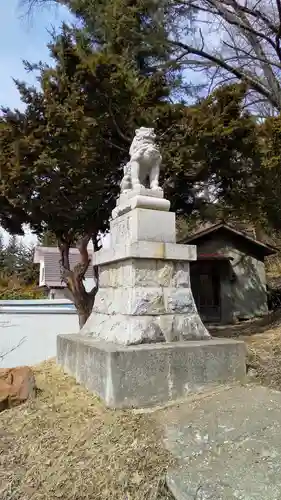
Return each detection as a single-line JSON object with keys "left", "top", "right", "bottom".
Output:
{"left": 0, "top": 234, "right": 39, "bottom": 286}
{"left": 67, "top": 0, "right": 172, "bottom": 72}
{"left": 12, "top": 1, "right": 263, "bottom": 322}
{"left": 0, "top": 29, "right": 172, "bottom": 326}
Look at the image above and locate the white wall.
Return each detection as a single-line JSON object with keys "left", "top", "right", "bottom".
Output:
{"left": 0, "top": 300, "right": 79, "bottom": 368}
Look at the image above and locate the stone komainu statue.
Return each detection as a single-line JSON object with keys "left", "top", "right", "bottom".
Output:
{"left": 120, "top": 127, "right": 162, "bottom": 192}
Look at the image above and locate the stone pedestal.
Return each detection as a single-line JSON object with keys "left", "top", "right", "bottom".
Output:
{"left": 57, "top": 186, "right": 246, "bottom": 408}
{"left": 80, "top": 188, "right": 210, "bottom": 344}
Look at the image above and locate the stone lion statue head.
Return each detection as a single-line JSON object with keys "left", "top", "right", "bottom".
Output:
{"left": 135, "top": 127, "right": 156, "bottom": 142}
{"left": 129, "top": 127, "right": 157, "bottom": 158}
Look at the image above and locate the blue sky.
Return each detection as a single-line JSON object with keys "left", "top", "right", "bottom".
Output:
{"left": 0, "top": 0, "right": 72, "bottom": 110}
{"left": 0, "top": 1, "right": 73, "bottom": 245}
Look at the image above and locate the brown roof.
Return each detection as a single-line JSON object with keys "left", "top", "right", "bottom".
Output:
{"left": 34, "top": 246, "right": 94, "bottom": 287}
{"left": 197, "top": 253, "right": 233, "bottom": 261}
{"left": 180, "top": 223, "right": 277, "bottom": 257}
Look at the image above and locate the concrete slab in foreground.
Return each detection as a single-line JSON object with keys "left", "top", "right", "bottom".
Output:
{"left": 57, "top": 334, "right": 246, "bottom": 408}
{"left": 159, "top": 385, "right": 281, "bottom": 500}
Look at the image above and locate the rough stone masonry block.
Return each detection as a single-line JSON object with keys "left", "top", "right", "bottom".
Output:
{"left": 93, "top": 287, "right": 166, "bottom": 315}
{"left": 81, "top": 310, "right": 209, "bottom": 344}
{"left": 98, "top": 261, "right": 134, "bottom": 288}
{"left": 57, "top": 334, "right": 246, "bottom": 408}
{"left": 133, "top": 261, "right": 191, "bottom": 288}
{"left": 98, "top": 259, "right": 191, "bottom": 288}
{"left": 81, "top": 312, "right": 167, "bottom": 344}
{"left": 164, "top": 288, "right": 196, "bottom": 314}
{"left": 93, "top": 286, "right": 197, "bottom": 316}
{"left": 110, "top": 208, "right": 176, "bottom": 246}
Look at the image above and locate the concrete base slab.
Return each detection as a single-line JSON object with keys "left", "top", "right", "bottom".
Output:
{"left": 57, "top": 334, "right": 246, "bottom": 408}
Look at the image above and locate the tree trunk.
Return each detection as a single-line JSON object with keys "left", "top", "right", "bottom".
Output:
{"left": 72, "top": 282, "right": 96, "bottom": 329}
{"left": 68, "top": 267, "right": 97, "bottom": 328}
{"left": 59, "top": 234, "right": 99, "bottom": 329}
{"left": 78, "top": 310, "right": 91, "bottom": 329}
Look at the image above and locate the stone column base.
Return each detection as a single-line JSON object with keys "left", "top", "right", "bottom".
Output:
{"left": 57, "top": 334, "right": 246, "bottom": 409}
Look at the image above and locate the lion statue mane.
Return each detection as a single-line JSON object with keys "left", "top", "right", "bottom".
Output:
{"left": 120, "top": 127, "right": 162, "bottom": 193}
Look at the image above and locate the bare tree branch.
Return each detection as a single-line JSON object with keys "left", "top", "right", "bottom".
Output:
{"left": 206, "top": 0, "right": 276, "bottom": 48}
{"left": 169, "top": 39, "right": 279, "bottom": 108}
{"left": 19, "top": 0, "right": 59, "bottom": 20}
{"left": 275, "top": 0, "right": 281, "bottom": 60}
{"left": 168, "top": 0, "right": 281, "bottom": 112}
{"left": 222, "top": 40, "right": 281, "bottom": 70}
{"left": 0, "top": 337, "right": 26, "bottom": 362}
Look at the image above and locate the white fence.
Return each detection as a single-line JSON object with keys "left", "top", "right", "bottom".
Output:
{"left": 0, "top": 300, "right": 79, "bottom": 368}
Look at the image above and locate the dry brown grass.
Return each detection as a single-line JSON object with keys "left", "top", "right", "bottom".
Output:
{"left": 0, "top": 360, "right": 173, "bottom": 500}
{"left": 266, "top": 252, "right": 281, "bottom": 279}
{"left": 209, "top": 308, "right": 281, "bottom": 390}
{"left": 243, "top": 325, "right": 281, "bottom": 389}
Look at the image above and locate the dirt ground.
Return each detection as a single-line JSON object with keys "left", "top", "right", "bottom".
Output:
{"left": 0, "top": 360, "right": 174, "bottom": 500}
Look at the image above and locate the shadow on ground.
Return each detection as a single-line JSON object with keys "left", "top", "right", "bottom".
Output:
{"left": 208, "top": 309, "right": 281, "bottom": 338}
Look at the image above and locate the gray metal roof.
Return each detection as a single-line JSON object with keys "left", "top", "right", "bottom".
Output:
{"left": 34, "top": 246, "right": 94, "bottom": 287}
